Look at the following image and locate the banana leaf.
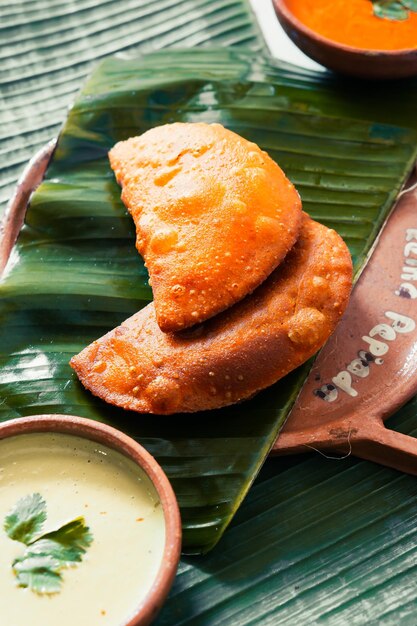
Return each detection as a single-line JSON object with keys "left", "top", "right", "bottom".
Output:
{"left": 1, "top": 49, "right": 416, "bottom": 555}
{"left": 0, "top": 0, "right": 264, "bottom": 217}
{"left": 156, "top": 397, "right": 417, "bottom": 625}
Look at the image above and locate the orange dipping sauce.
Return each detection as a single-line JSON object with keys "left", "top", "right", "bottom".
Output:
{"left": 285, "top": 0, "right": 417, "bottom": 51}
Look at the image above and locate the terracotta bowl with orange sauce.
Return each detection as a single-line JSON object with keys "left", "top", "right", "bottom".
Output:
{"left": 273, "top": 0, "right": 417, "bottom": 79}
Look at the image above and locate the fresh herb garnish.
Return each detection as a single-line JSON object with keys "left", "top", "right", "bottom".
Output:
{"left": 4, "top": 492, "right": 47, "bottom": 544}
{"left": 3, "top": 493, "right": 93, "bottom": 595}
{"left": 371, "top": 0, "right": 417, "bottom": 21}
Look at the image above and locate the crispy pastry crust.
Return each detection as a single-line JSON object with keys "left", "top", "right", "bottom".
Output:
{"left": 109, "top": 122, "right": 302, "bottom": 332}
{"left": 70, "top": 214, "right": 352, "bottom": 414}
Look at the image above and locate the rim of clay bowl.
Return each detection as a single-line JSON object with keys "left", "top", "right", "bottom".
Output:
{"left": 273, "top": 0, "right": 417, "bottom": 56}
{"left": 0, "top": 414, "right": 182, "bottom": 626}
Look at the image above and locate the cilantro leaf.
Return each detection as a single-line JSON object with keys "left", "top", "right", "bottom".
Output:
{"left": 4, "top": 494, "right": 94, "bottom": 596}
{"left": 29, "top": 517, "right": 94, "bottom": 564}
{"left": 372, "top": 0, "right": 417, "bottom": 20}
{"left": 4, "top": 493, "right": 47, "bottom": 544}
{"left": 13, "top": 554, "right": 63, "bottom": 594}
{"left": 401, "top": 0, "right": 417, "bottom": 9}
{"left": 12, "top": 517, "right": 93, "bottom": 595}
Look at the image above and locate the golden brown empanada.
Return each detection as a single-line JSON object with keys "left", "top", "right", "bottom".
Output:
{"left": 109, "top": 122, "right": 302, "bottom": 332}
{"left": 70, "top": 214, "right": 352, "bottom": 414}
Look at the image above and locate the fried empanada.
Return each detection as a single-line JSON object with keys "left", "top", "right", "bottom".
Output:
{"left": 109, "top": 122, "right": 302, "bottom": 332}
{"left": 70, "top": 214, "right": 352, "bottom": 414}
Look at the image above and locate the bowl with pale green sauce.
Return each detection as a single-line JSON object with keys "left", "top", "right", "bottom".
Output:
{"left": 0, "top": 415, "right": 181, "bottom": 626}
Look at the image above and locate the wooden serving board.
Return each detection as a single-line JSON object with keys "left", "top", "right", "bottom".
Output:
{"left": 273, "top": 178, "right": 417, "bottom": 474}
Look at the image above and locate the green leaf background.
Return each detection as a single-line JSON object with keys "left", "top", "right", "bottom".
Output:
{"left": 157, "top": 396, "right": 417, "bottom": 625}
{"left": 0, "top": 0, "right": 264, "bottom": 218}
{"left": 1, "top": 1, "right": 417, "bottom": 624}
{"left": 2, "top": 49, "right": 416, "bottom": 555}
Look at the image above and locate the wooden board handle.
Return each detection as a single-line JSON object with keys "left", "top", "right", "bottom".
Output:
{"left": 276, "top": 421, "right": 417, "bottom": 476}
{"left": 352, "top": 422, "right": 417, "bottom": 476}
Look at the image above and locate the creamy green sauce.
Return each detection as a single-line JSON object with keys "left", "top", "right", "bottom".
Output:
{"left": 0, "top": 432, "right": 165, "bottom": 626}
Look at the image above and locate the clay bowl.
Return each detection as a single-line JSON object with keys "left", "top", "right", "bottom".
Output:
{"left": 0, "top": 414, "right": 182, "bottom": 626}
{"left": 272, "top": 0, "right": 417, "bottom": 79}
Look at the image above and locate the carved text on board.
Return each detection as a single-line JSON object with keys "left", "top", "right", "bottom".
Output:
{"left": 314, "top": 311, "right": 415, "bottom": 402}
{"left": 396, "top": 227, "right": 417, "bottom": 299}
